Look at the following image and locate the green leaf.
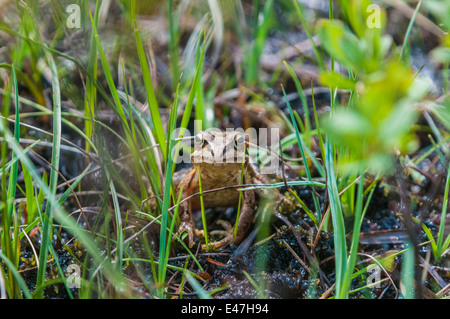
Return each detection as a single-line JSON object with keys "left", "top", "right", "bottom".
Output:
{"left": 319, "top": 72, "right": 356, "bottom": 91}
{"left": 431, "top": 47, "right": 450, "bottom": 64}
{"left": 317, "top": 19, "right": 367, "bottom": 73}
{"left": 322, "top": 109, "right": 371, "bottom": 139}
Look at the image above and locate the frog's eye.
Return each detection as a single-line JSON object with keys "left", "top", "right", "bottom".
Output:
{"left": 194, "top": 134, "right": 204, "bottom": 145}
{"left": 234, "top": 134, "right": 245, "bottom": 148}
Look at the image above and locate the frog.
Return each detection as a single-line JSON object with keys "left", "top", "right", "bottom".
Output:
{"left": 175, "top": 129, "right": 273, "bottom": 249}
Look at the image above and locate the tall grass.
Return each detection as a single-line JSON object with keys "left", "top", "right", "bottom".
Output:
{"left": 0, "top": 0, "right": 446, "bottom": 300}
{"left": 1, "top": 63, "right": 21, "bottom": 299}
{"left": 35, "top": 48, "right": 62, "bottom": 299}
{"left": 423, "top": 162, "right": 450, "bottom": 263}
{"left": 244, "top": 0, "right": 274, "bottom": 86}
{"left": 83, "top": 0, "right": 100, "bottom": 154}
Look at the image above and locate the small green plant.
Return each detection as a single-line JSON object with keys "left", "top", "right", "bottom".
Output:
{"left": 317, "top": 0, "right": 429, "bottom": 174}
{"left": 422, "top": 162, "right": 450, "bottom": 263}
{"left": 0, "top": 0, "right": 448, "bottom": 300}
{"left": 313, "top": 0, "right": 431, "bottom": 298}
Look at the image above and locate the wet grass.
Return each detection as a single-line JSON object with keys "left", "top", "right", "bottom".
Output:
{"left": 0, "top": 0, "right": 449, "bottom": 299}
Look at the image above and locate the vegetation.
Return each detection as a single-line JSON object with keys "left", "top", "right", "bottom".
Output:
{"left": 0, "top": 0, "right": 449, "bottom": 299}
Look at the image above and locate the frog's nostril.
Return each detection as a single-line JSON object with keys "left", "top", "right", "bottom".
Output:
{"left": 210, "top": 149, "right": 214, "bottom": 156}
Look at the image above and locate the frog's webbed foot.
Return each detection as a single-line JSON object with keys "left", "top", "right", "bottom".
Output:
{"left": 174, "top": 221, "right": 195, "bottom": 248}
{"left": 175, "top": 219, "right": 204, "bottom": 248}
{"left": 202, "top": 220, "right": 234, "bottom": 250}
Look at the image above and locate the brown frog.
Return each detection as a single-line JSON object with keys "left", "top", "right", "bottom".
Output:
{"left": 176, "top": 130, "right": 273, "bottom": 249}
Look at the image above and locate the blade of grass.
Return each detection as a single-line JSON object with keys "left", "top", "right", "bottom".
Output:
{"left": 233, "top": 140, "right": 247, "bottom": 240}
{"left": 46, "top": 240, "right": 74, "bottom": 299}
{"left": 342, "top": 173, "right": 375, "bottom": 297}
{"left": 21, "top": 160, "right": 35, "bottom": 223}
{"left": 56, "top": 164, "right": 92, "bottom": 205}
{"left": 243, "top": 271, "right": 266, "bottom": 298}
{"left": 35, "top": 49, "right": 62, "bottom": 299}
{"left": 1, "top": 63, "right": 20, "bottom": 298}
{"left": 292, "top": 0, "right": 325, "bottom": 70}
{"left": 117, "top": 91, "right": 163, "bottom": 199}
{"left": 0, "top": 251, "right": 32, "bottom": 299}
{"left": 89, "top": 10, "right": 130, "bottom": 133}
{"left": 401, "top": 240, "right": 415, "bottom": 299}
{"left": 108, "top": 172, "right": 124, "bottom": 273}
{"left": 311, "top": 83, "right": 326, "bottom": 162}
{"left": 83, "top": 0, "right": 100, "bottom": 153}
{"left": 422, "top": 223, "right": 439, "bottom": 260}
{"left": 131, "top": 0, "right": 167, "bottom": 159}
{"left": 282, "top": 85, "right": 322, "bottom": 221}
{"left": 179, "top": 32, "right": 206, "bottom": 136}
{"left": 1, "top": 100, "right": 127, "bottom": 298}
{"left": 168, "top": 0, "right": 180, "bottom": 92}
{"left": 157, "top": 79, "right": 181, "bottom": 298}
{"left": 400, "top": 0, "right": 422, "bottom": 60}
{"left": 3, "top": 14, "right": 126, "bottom": 297}
{"left": 186, "top": 273, "right": 212, "bottom": 299}
{"left": 238, "top": 180, "right": 325, "bottom": 191}
{"left": 245, "top": 0, "right": 273, "bottom": 85}
{"left": 164, "top": 184, "right": 185, "bottom": 275}
{"left": 325, "top": 139, "right": 347, "bottom": 298}
{"left": 197, "top": 166, "right": 209, "bottom": 249}
{"left": 283, "top": 61, "right": 311, "bottom": 147}
{"left": 179, "top": 256, "right": 190, "bottom": 299}
{"left": 436, "top": 162, "right": 450, "bottom": 261}
{"left": 195, "top": 37, "right": 206, "bottom": 132}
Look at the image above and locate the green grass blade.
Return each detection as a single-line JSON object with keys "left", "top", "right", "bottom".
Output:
{"left": 437, "top": 162, "right": 450, "bottom": 260}
{"left": 0, "top": 102, "right": 127, "bottom": 298}
{"left": 311, "top": 83, "right": 326, "bottom": 161}
{"left": 325, "top": 139, "right": 347, "bottom": 298}
{"left": 185, "top": 273, "right": 212, "bottom": 299}
{"left": 88, "top": 9, "right": 131, "bottom": 135}
{"left": 401, "top": 240, "right": 415, "bottom": 299}
{"left": 195, "top": 38, "right": 206, "bottom": 131}
{"left": 400, "top": 0, "right": 422, "bottom": 60}
{"left": 168, "top": 0, "right": 180, "bottom": 92}
{"left": 283, "top": 61, "right": 311, "bottom": 145}
{"left": 2, "top": 63, "right": 20, "bottom": 298}
{"left": 35, "top": 49, "right": 62, "bottom": 299}
{"left": 108, "top": 173, "right": 124, "bottom": 273}
{"left": 132, "top": 0, "right": 167, "bottom": 159}
{"left": 0, "top": 251, "right": 32, "bottom": 299}
{"left": 197, "top": 166, "right": 208, "bottom": 249}
{"left": 292, "top": 0, "right": 325, "bottom": 70}
{"left": 245, "top": 0, "right": 273, "bottom": 85}
{"left": 179, "top": 34, "right": 206, "bottom": 136}
{"left": 342, "top": 173, "right": 375, "bottom": 296}
{"left": 243, "top": 271, "right": 266, "bottom": 299}
{"left": 422, "top": 223, "right": 439, "bottom": 260}
{"left": 234, "top": 142, "right": 248, "bottom": 239}
{"left": 157, "top": 80, "right": 181, "bottom": 298}
{"left": 83, "top": 0, "right": 100, "bottom": 153}
{"left": 282, "top": 85, "right": 322, "bottom": 221}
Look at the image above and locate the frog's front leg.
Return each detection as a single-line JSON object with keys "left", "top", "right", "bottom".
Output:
{"left": 175, "top": 170, "right": 203, "bottom": 248}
